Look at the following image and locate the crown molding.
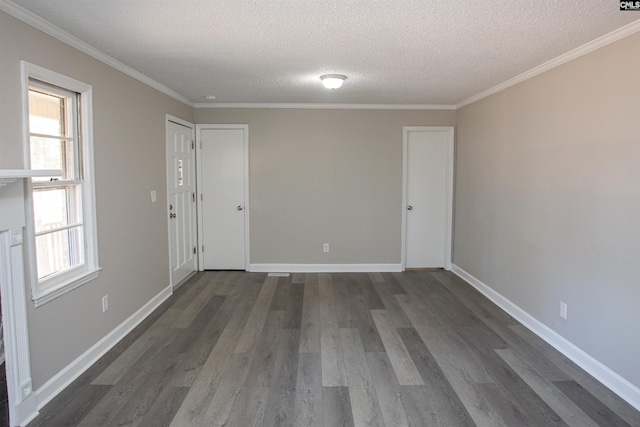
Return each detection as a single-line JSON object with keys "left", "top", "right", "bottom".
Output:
{"left": 194, "top": 102, "right": 457, "bottom": 110}
{"left": 457, "top": 18, "right": 640, "bottom": 108}
{"left": 0, "top": 0, "right": 194, "bottom": 107}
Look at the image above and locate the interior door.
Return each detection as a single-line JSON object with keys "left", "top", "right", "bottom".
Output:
{"left": 404, "top": 127, "right": 454, "bottom": 269}
{"left": 198, "top": 126, "right": 248, "bottom": 270}
{"left": 166, "top": 119, "right": 197, "bottom": 286}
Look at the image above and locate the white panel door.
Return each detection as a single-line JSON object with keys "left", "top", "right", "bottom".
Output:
{"left": 167, "top": 119, "right": 197, "bottom": 287}
{"left": 199, "top": 127, "right": 248, "bottom": 270}
{"left": 404, "top": 127, "right": 453, "bottom": 269}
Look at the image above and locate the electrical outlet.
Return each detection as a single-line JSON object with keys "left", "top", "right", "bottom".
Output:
{"left": 102, "top": 295, "right": 109, "bottom": 313}
{"left": 323, "top": 243, "right": 330, "bottom": 253}
{"left": 560, "top": 302, "right": 567, "bottom": 320}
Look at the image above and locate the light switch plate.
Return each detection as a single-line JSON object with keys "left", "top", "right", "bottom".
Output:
{"left": 150, "top": 190, "right": 157, "bottom": 203}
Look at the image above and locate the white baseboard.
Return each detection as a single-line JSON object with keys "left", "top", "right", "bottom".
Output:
{"left": 33, "top": 284, "right": 173, "bottom": 411}
{"left": 451, "top": 264, "right": 640, "bottom": 412}
{"left": 249, "top": 263, "right": 402, "bottom": 273}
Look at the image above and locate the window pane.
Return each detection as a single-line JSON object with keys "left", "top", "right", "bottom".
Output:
{"left": 30, "top": 136, "right": 69, "bottom": 175}
{"left": 33, "top": 188, "right": 67, "bottom": 232}
{"left": 28, "top": 90, "right": 64, "bottom": 136}
{"left": 33, "top": 186, "right": 82, "bottom": 233}
{"left": 36, "top": 226, "right": 84, "bottom": 280}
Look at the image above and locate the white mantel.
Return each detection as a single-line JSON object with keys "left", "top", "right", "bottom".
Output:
{"left": 0, "top": 169, "right": 61, "bottom": 188}
{"left": 0, "top": 169, "right": 59, "bottom": 426}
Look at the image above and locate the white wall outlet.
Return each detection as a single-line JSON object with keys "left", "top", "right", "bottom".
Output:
{"left": 323, "top": 243, "right": 330, "bottom": 253}
{"left": 102, "top": 295, "right": 109, "bottom": 313}
{"left": 560, "top": 302, "right": 567, "bottom": 320}
{"left": 150, "top": 190, "right": 157, "bottom": 203}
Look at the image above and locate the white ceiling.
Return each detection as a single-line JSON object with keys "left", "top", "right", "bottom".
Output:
{"left": 7, "top": 0, "right": 640, "bottom": 106}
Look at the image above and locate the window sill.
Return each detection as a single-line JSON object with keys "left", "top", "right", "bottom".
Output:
{"left": 32, "top": 267, "right": 102, "bottom": 307}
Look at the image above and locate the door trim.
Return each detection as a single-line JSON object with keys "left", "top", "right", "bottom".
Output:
{"left": 195, "top": 124, "right": 250, "bottom": 271}
{"left": 166, "top": 114, "right": 197, "bottom": 288}
{"left": 401, "top": 126, "right": 455, "bottom": 271}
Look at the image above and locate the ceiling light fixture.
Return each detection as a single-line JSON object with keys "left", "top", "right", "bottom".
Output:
{"left": 204, "top": 95, "right": 216, "bottom": 100}
{"left": 320, "top": 74, "right": 347, "bottom": 89}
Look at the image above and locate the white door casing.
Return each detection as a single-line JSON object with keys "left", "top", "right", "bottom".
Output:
{"left": 166, "top": 116, "right": 197, "bottom": 287}
{"left": 402, "top": 126, "right": 454, "bottom": 270}
{"left": 197, "top": 125, "right": 249, "bottom": 270}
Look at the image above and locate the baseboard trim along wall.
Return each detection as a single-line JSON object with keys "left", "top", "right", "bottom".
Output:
{"left": 33, "top": 284, "right": 174, "bottom": 412}
{"left": 249, "top": 263, "right": 403, "bottom": 273}
{"left": 451, "top": 264, "right": 640, "bottom": 412}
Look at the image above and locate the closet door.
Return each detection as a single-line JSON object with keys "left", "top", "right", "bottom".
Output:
{"left": 199, "top": 126, "right": 249, "bottom": 270}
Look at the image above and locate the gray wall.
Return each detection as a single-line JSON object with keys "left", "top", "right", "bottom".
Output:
{"left": 0, "top": 10, "right": 194, "bottom": 387}
{"left": 194, "top": 108, "right": 455, "bottom": 264}
{"left": 455, "top": 32, "right": 640, "bottom": 388}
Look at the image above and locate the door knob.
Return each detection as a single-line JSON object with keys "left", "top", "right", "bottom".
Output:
{"left": 170, "top": 213, "right": 176, "bottom": 219}
{"left": 407, "top": 206, "right": 413, "bottom": 210}
{"left": 237, "top": 205, "right": 243, "bottom": 211}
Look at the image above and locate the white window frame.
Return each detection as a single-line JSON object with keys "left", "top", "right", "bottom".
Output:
{"left": 21, "top": 62, "right": 100, "bottom": 307}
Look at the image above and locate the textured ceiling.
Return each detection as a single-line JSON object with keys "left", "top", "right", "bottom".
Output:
{"left": 8, "top": 0, "right": 640, "bottom": 105}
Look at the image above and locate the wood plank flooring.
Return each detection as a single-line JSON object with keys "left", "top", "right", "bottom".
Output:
{"left": 29, "top": 271, "right": 640, "bottom": 426}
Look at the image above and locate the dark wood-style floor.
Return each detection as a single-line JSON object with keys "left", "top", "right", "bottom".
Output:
{"left": 30, "top": 270, "right": 640, "bottom": 426}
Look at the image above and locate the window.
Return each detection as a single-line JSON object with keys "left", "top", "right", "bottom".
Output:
{"left": 23, "top": 62, "right": 100, "bottom": 306}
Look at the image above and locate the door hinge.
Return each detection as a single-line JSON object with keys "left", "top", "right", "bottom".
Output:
{"left": 191, "top": 140, "right": 195, "bottom": 150}
{"left": 193, "top": 246, "right": 196, "bottom": 254}
{"left": 200, "top": 194, "right": 203, "bottom": 201}
{"left": 202, "top": 245, "right": 204, "bottom": 252}
{"left": 192, "top": 192, "right": 195, "bottom": 202}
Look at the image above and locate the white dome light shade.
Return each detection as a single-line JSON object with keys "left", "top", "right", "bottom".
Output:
{"left": 320, "top": 74, "right": 347, "bottom": 89}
